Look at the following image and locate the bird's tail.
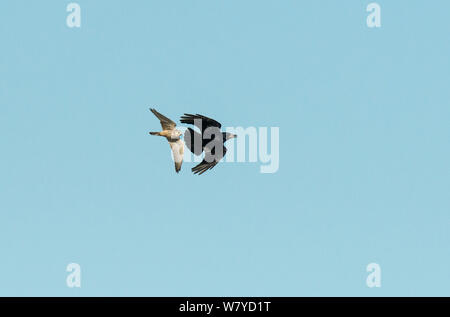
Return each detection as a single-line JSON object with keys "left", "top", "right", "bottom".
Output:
{"left": 149, "top": 132, "right": 161, "bottom": 136}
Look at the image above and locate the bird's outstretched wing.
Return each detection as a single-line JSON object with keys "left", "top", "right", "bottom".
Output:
{"left": 192, "top": 159, "right": 218, "bottom": 175}
{"left": 169, "top": 139, "right": 184, "bottom": 173}
{"left": 191, "top": 144, "right": 222, "bottom": 175}
{"left": 150, "top": 108, "right": 176, "bottom": 130}
{"left": 180, "top": 113, "right": 221, "bottom": 133}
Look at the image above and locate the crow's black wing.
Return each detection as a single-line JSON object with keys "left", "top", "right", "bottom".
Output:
{"left": 191, "top": 145, "right": 227, "bottom": 175}
{"left": 180, "top": 113, "right": 222, "bottom": 133}
{"left": 192, "top": 160, "right": 218, "bottom": 175}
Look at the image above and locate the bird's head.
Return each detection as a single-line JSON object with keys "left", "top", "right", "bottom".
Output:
{"left": 174, "top": 129, "right": 183, "bottom": 138}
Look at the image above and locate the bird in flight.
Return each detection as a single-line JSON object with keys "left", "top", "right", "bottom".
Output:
{"left": 181, "top": 113, "right": 237, "bottom": 175}
{"left": 149, "top": 108, "right": 184, "bottom": 173}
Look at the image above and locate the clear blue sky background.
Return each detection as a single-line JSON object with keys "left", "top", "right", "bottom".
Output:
{"left": 0, "top": 1, "right": 449, "bottom": 296}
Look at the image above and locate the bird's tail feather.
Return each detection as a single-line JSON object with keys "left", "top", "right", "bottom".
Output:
{"left": 149, "top": 132, "right": 161, "bottom": 136}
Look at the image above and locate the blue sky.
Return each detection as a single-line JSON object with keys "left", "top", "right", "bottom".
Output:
{"left": 0, "top": 1, "right": 449, "bottom": 296}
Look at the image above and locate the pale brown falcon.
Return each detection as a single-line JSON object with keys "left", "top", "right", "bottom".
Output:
{"left": 149, "top": 108, "right": 184, "bottom": 173}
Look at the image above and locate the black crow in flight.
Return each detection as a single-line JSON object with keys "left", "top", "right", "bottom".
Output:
{"left": 180, "top": 114, "right": 237, "bottom": 175}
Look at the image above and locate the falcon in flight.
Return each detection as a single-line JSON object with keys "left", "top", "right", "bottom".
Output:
{"left": 149, "top": 108, "right": 184, "bottom": 173}
{"left": 181, "top": 113, "right": 237, "bottom": 175}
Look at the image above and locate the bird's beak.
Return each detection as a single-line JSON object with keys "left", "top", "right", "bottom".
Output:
{"left": 232, "top": 134, "right": 237, "bottom": 138}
